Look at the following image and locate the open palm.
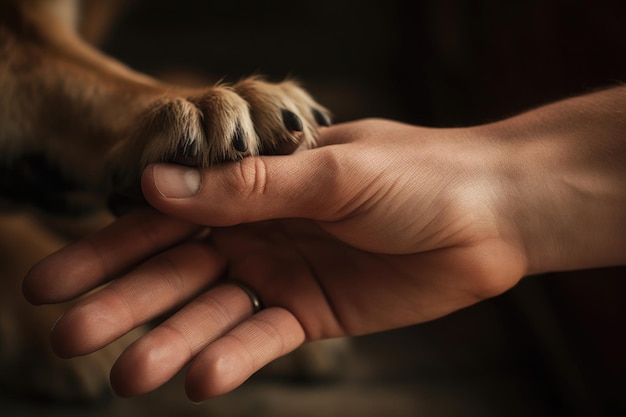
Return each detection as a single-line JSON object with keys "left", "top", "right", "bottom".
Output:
{"left": 24, "top": 119, "right": 531, "bottom": 401}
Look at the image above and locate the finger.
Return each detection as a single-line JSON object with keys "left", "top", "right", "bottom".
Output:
{"left": 23, "top": 208, "right": 200, "bottom": 305}
{"left": 50, "top": 241, "right": 225, "bottom": 358}
{"left": 110, "top": 283, "right": 257, "bottom": 397}
{"left": 185, "top": 307, "right": 305, "bottom": 402}
{"left": 139, "top": 120, "right": 383, "bottom": 227}
{"left": 141, "top": 146, "right": 360, "bottom": 227}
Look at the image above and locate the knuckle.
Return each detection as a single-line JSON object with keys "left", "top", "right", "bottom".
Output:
{"left": 226, "top": 157, "right": 269, "bottom": 199}
{"left": 307, "top": 147, "right": 354, "bottom": 219}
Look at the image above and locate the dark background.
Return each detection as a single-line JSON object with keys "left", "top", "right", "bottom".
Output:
{"left": 90, "top": 0, "right": 626, "bottom": 415}
{"left": 103, "top": 0, "right": 626, "bottom": 127}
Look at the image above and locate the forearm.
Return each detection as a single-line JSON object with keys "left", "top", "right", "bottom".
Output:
{"left": 484, "top": 85, "right": 626, "bottom": 275}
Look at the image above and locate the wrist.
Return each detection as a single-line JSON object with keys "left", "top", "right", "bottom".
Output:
{"left": 482, "top": 87, "right": 626, "bottom": 275}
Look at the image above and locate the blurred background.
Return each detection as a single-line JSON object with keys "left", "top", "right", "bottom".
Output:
{"left": 4, "top": 0, "right": 626, "bottom": 416}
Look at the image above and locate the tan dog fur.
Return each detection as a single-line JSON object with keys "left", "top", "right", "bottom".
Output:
{"left": 0, "top": 0, "right": 329, "bottom": 196}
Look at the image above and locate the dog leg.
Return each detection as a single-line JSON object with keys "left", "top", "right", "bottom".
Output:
{"left": 0, "top": 0, "right": 330, "bottom": 198}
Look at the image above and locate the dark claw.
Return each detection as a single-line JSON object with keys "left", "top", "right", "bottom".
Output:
{"left": 281, "top": 109, "right": 303, "bottom": 132}
{"left": 182, "top": 137, "right": 198, "bottom": 158}
{"left": 172, "top": 137, "right": 199, "bottom": 166}
{"left": 312, "top": 108, "right": 330, "bottom": 126}
{"left": 232, "top": 125, "right": 248, "bottom": 152}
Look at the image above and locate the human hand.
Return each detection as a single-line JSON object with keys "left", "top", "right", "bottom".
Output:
{"left": 24, "top": 86, "right": 626, "bottom": 401}
{"left": 24, "top": 119, "right": 528, "bottom": 401}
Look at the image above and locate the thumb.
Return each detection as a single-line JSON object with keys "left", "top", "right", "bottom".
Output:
{"left": 141, "top": 151, "right": 342, "bottom": 226}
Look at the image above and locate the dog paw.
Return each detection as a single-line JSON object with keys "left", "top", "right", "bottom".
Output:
{"left": 108, "top": 78, "right": 330, "bottom": 197}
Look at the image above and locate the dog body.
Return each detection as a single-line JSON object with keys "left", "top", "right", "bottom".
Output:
{"left": 0, "top": 0, "right": 338, "bottom": 403}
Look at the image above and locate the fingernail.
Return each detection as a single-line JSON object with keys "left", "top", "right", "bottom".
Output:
{"left": 153, "top": 164, "right": 201, "bottom": 198}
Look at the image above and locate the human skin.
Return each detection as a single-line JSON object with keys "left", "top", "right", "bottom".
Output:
{"left": 23, "top": 86, "right": 626, "bottom": 402}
